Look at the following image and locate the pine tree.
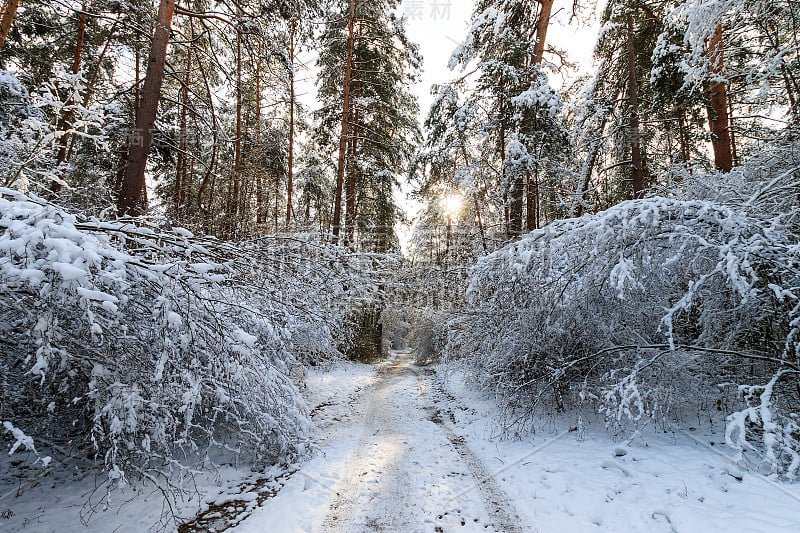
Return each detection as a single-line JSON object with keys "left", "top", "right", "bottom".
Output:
{"left": 316, "top": 0, "right": 421, "bottom": 250}
{"left": 582, "top": 0, "right": 663, "bottom": 203}
{"left": 448, "top": 0, "right": 569, "bottom": 238}
{"left": 0, "top": 0, "right": 20, "bottom": 51}
{"left": 117, "top": 0, "right": 175, "bottom": 216}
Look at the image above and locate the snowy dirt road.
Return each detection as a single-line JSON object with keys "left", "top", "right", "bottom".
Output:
{"left": 235, "top": 351, "right": 530, "bottom": 533}
{"left": 232, "top": 352, "right": 800, "bottom": 533}
{"left": 11, "top": 351, "right": 798, "bottom": 532}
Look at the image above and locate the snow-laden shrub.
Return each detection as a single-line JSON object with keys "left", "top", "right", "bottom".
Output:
{"left": 0, "top": 188, "right": 391, "bottom": 484}
{"left": 0, "top": 70, "right": 51, "bottom": 191}
{"left": 660, "top": 128, "right": 800, "bottom": 230}
{"left": 450, "top": 196, "right": 800, "bottom": 477}
{"left": 380, "top": 306, "right": 410, "bottom": 353}
{"left": 234, "top": 236, "right": 397, "bottom": 367}
{"left": 0, "top": 69, "right": 114, "bottom": 194}
{"left": 409, "top": 308, "right": 452, "bottom": 366}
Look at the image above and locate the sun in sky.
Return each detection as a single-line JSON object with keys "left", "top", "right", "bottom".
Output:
{"left": 441, "top": 193, "right": 464, "bottom": 219}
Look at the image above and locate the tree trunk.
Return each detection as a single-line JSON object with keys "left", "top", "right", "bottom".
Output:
{"left": 113, "top": 145, "right": 128, "bottom": 193}
{"left": 50, "top": 3, "right": 88, "bottom": 192}
{"left": 174, "top": 45, "right": 190, "bottom": 214}
{"left": 195, "top": 43, "right": 217, "bottom": 212}
{"left": 134, "top": 46, "right": 141, "bottom": 115}
{"left": 345, "top": 94, "right": 359, "bottom": 246}
{"left": 115, "top": 43, "right": 138, "bottom": 199}
{"left": 532, "top": 170, "right": 540, "bottom": 227}
{"left": 274, "top": 162, "right": 279, "bottom": 233}
{"left": 0, "top": 0, "right": 20, "bottom": 52}
{"left": 255, "top": 174, "right": 264, "bottom": 225}
{"left": 500, "top": 117, "right": 511, "bottom": 236}
{"left": 780, "top": 64, "right": 799, "bottom": 118}
{"left": 626, "top": 14, "right": 644, "bottom": 198}
{"left": 230, "top": 24, "right": 242, "bottom": 222}
{"left": 332, "top": 0, "right": 356, "bottom": 243}
{"left": 509, "top": 173, "right": 524, "bottom": 236}
{"left": 575, "top": 114, "right": 608, "bottom": 217}
{"left": 444, "top": 214, "right": 452, "bottom": 267}
{"left": 66, "top": 18, "right": 119, "bottom": 162}
{"left": 526, "top": 170, "right": 536, "bottom": 229}
{"left": 456, "top": 130, "right": 487, "bottom": 253}
{"left": 728, "top": 94, "right": 739, "bottom": 167}
{"left": 255, "top": 47, "right": 263, "bottom": 227}
{"left": 677, "top": 108, "right": 689, "bottom": 163}
{"left": 517, "top": 0, "right": 554, "bottom": 233}
{"left": 55, "top": 3, "right": 88, "bottom": 169}
{"left": 706, "top": 24, "right": 733, "bottom": 172}
{"left": 117, "top": 0, "right": 175, "bottom": 216}
{"left": 286, "top": 19, "right": 296, "bottom": 226}
{"left": 532, "top": 0, "right": 554, "bottom": 64}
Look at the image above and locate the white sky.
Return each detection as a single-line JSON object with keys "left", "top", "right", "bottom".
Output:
{"left": 398, "top": 1, "right": 600, "bottom": 252}
{"left": 403, "top": 0, "right": 600, "bottom": 112}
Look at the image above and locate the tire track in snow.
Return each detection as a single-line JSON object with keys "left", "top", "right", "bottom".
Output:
{"left": 319, "top": 352, "right": 530, "bottom": 532}
{"left": 319, "top": 358, "right": 413, "bottom": 532}
{"left": 423, "top": 380, "right": 527, "bottom": 533}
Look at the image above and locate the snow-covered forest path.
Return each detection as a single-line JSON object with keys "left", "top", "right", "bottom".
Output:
{"left": 225, "top": 349, "right": 800, "bottom": 533}
{"left": 234, "top": 351, "right": 530, "bottom": 533}
{"left": 317, "top": 351, "right": 525, "bottom": 533}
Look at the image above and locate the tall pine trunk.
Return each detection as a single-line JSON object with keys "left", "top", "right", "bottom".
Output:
{"left": 526, "top": 170, "right": 539, "bottom": 229}
{"left": 780, "top": 64, "right": 799, "bottom": 118}
{"left": 66, "top": 18, "right": 119, "bottom": 162}
{"left": 728, "top": 95, "right": 739, "bottom": 167}
{"left": 512, "top": 0, "right": 554, "bottom": 235}
{"left": 55, "top": 3, "right": 87, "bottom": 168}
{"left": 255, "top": 48, "right": 264, "bottom": 227}
{"left": 706, "top": 24, "right": 733, "bottom": 172}
{"left": 677, "top": 108, "right": 690, "bottom": 163}
{"left": 229, "top": 24, "right": 243, "bottom": 224}
{"left": 196, "top": 45, "right": 217, "bottom": 213}
{"left": 507, "top": 101, "right": 524, "bottom": 236}
{"left": 332, "top": 0, "right": 356, "bottom": 243}
{"left": 50, "top": 3, "right": 88, "bottom": 192}
{"left": 274, "top": 157, "right": 279, "bottom": 233}
{"left": 508, "top": 173, "right": 524, "bottom": 236}
{"left": 286, "top": 19, "right": 296, "bottom": 226}
{"left": 626, "top": 14, "right": 644, "bottom": 198}
{"left": 174, "top": 45, "right": 190, "bottom": 214}
{"left": 456, "top": 129, "right": 487, "bottom": 253}
{"left": 532, "top": 0, "right": 553, "bottom": 64}
{"left": 117, "top": 0, "right": 175, "bottom": 216}
{"left": 345, "top": 87, "right": 359, "bottom": 246}
{"left": 500, "top": 116, "right": 510, "bottom": 236}
{"left": 575, "top": 113, "right": 608, "bottom": 217}
{"left": 0, "top": 0, "right": 20, "bottom": 52}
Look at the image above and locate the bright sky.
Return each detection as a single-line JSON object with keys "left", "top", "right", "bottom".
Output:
{"left": 398, "top": 1, "right": 600, "bottom": 252}
{"left": 298, "top": 1, "right": 601, "bottom": 252}
{"left": 403, "top": 0, "right": 600, "bottom": 112}
{"left": 402, "top": 1, "right": 472, "bottom": 116}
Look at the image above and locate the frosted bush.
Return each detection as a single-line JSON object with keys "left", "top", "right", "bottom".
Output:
{"left": 450, "top": 194, "right": 800, "bottom": 477}
{"left": 0, "top": 188, "right": 391, "bottom": 484}
{"left": 0, "top": 69, "right": 114, "bottom": 193}
{"left": 408, "top": 308, "right": 452, "bottom": 366}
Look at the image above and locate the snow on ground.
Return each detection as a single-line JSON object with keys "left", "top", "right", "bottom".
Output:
{"left": 236, "top": 351, "right": 525, "bottom": 533}
{"left": 3, "top": 354, "right": 800, "bottom": 532}
{"left": 0, "top": 454, "right": 284, "bottom": 532}
{"left": 237, "top": 352, "right": 800, "bottom": 532}
{"left": 431, "top": 370, "right": 800, "bottom": 533}
{"left": 0, "top": 361, "right": 377, "bottom": 533}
